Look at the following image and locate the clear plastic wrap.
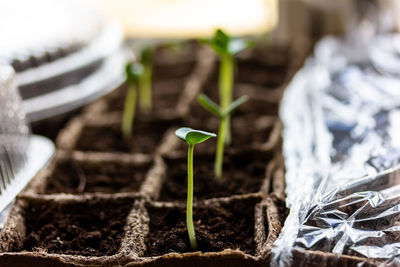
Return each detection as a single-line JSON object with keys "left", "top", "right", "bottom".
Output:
{"left": 273, "top": 34, "right": 400, "bottom": 266}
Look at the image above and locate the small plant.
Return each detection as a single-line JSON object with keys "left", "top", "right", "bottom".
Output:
{"left": 202, "top": 29, "right": 253, "bottom": 145}
{"left": 121, "top": 62, "right": 144, "bottom": 139}
{"left": 139, "top": 47, "right": 153, "bottom": 113}
{"left": 198, "top": 94, "right": 248, "bottom": 178}
{"left": 175, "top": 127, "right": 216, "bottom": 250}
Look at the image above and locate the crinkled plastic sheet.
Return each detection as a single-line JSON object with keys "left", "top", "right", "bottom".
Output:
{"left": 273, "top": 34, "right": 400, "bottom": 266}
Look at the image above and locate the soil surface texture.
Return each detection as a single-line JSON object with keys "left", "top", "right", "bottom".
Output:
{"left": 45, "top": 159, "right": 149, "bottom": 194}
{"left": 75, "top": 120, "right": 172, "bottom": 154}
{"left": 16, "top": 198, "right": 133, "bottom": 256}
{"left": 106, "top": 78, "right": 184, "bottom": 115}
{"left": 145, "top": 197, "right": 258, "bottom": 256}
{"left": 159, "top": 152, "right": 269, "bottom": 201}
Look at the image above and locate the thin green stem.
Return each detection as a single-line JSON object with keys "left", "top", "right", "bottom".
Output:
{"left": 121, "top": 84, "right": 137, "bottom": 139}
{"left": 139, "top": 53, "right": 153, "bottom": 113}
{"left": 219, "top": 54, "right": 234, "bottom": 145}
{"left": 187, "top": 144, "right": 197, "bottom": 250}
{"left": 215, "top": 117, "right": 226, "bottom": 178}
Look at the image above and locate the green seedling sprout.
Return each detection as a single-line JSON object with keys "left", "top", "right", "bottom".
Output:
{"left": 139, "top": 47, "right": 153, "bottom": 113}
{"left": 198, "top": 94, "right": 248, "bottom": 178}
{"left": 175, "top": 127, "right": 216, "bottom": 250}
{"left": 121, "top": 62, "right": 144, "bottom": 139}
{"left": 202, "top": 29, "right": 253, "bottom": 145}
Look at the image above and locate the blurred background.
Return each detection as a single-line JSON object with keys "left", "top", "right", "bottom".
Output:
{"left": 1, "top": 0, "right": 399, "bottom": 139}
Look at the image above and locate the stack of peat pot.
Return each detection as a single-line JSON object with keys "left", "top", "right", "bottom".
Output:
{"left": 0, "top": 41, "right": 308, "bottom": 266}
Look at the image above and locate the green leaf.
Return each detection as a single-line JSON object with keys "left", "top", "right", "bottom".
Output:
{"left": 175, "top": 127, "right": 216, "bottom": 145}
{"left": 201, "top": 28, "right": 229, "bottom": 57}
{"left": 125, "top": 62, "right": 144, "bottom": 84}
{"left": 202, "top": 29, "right": 252, "bottom": 57}
{"left": 225, "top": 95, "right": 249, "bottom": 116}
{"left": 198, "top": 94, "right": 223, "bottom": 118}
{"left": 212, "top": 29, "right": 229, "bottom": 55}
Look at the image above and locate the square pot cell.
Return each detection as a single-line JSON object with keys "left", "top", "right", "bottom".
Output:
{"left": 18, "top": 198, "right": 132, "bottom": 256}
{"left": 57, "top": 113, "right": 175, "bottom": 154}
{"left": 158, "top": 150, "right": 273, "bottom": 202}
{"left": 123, "top": 194, "right": 285, "bottom": 267}
{"left": 0, "top": 195, "right": 141, "bottom": 266}
{"left": 34, "top": 152, "right": 153, "bottom": 195}
{"left": 145, "top": 195, "right": 261, "bottom": 257}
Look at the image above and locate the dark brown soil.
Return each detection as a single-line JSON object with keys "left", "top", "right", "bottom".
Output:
{"left": 205, "top": 47, "right": 289, "bottom": 88}
{"left": 16, "top": 198, "right": 134, "bottom": 256}
{"left": 236, "top": 46, "right": 290, "bottom": 87}
{"left": 75, "top": 120, "right": 173, "bottom": 154}
{"left": 106, "top": 78, "right": 184, "bottom": 114}
{"left": 153, "top": 60, "right": 196, "bottom": 81}
{"left": 144, "top": 197, "right": 259, "bottom": 256}
{"left": 45, "top": 159, "right": 150, "bottom": 194}
{"left": 159, "top": 152, "right": 269, "bottom": 202}
{"left": 236, "top": 60, "right": 288, "bottom": 87}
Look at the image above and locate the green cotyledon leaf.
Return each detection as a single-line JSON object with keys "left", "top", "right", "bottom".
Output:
{"left": 198, "top": 94, "right": 223, "bottom": 118}
{"left": 175, "top": 127, "right": 216, "bottom": 145}
{"left": 225, "top": 95, "right": 249, "bottom": 116}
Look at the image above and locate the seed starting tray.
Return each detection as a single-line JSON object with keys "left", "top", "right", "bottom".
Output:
{"left": 0, "top": 43, "right": 314, "bottom": 266}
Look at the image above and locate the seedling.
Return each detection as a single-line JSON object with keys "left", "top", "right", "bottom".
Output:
{"left": 121, "top": 62, "right": 143, "bottom": 139}
{"left": 139, "top": 47, "right": 153, "bottom": 113}
{"left": 202, "top": 29, "right": 253, "bottom": 145}
{"left": 198, "top": 94, "right": 248, "bottom": 178}
{"left": 175, "top": 127, "right": 216, "bottom": 250}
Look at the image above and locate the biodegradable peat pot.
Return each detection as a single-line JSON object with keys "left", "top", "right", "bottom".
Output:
{"left": 56, "top": 46, "right": 216, "bottom": 154}
{"left": 0, "top": 194, "right": 285, "bottom": 267}
{"left": 0, "top": 195, "right": 142, "bottom": 267}
{"left": 57, "top": 112, "right": 176, "bottom": 155}
{"left": 126, "top": 194, "right": 285, "bottom": 267}
{"left": 158, "top": 150, "right": 274, "bottom": 202}
{"left": 23, "top": 151, "right": 157, "bottom": 197}
{"left": 0, "top": 41, "right": 310, "bottom": 266}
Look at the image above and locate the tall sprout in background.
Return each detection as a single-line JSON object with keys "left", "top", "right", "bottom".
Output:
{"left": 198, "top": 94, "right": 248, "bottom": 178}
{"left": 138, "top": 47, "right": 153, "bottom": 113}
{"left": 202, "top": 29, "right": 253, "bottom": 144}
{"left": 121, "top": 62, "right": 143, "bottom": 139}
